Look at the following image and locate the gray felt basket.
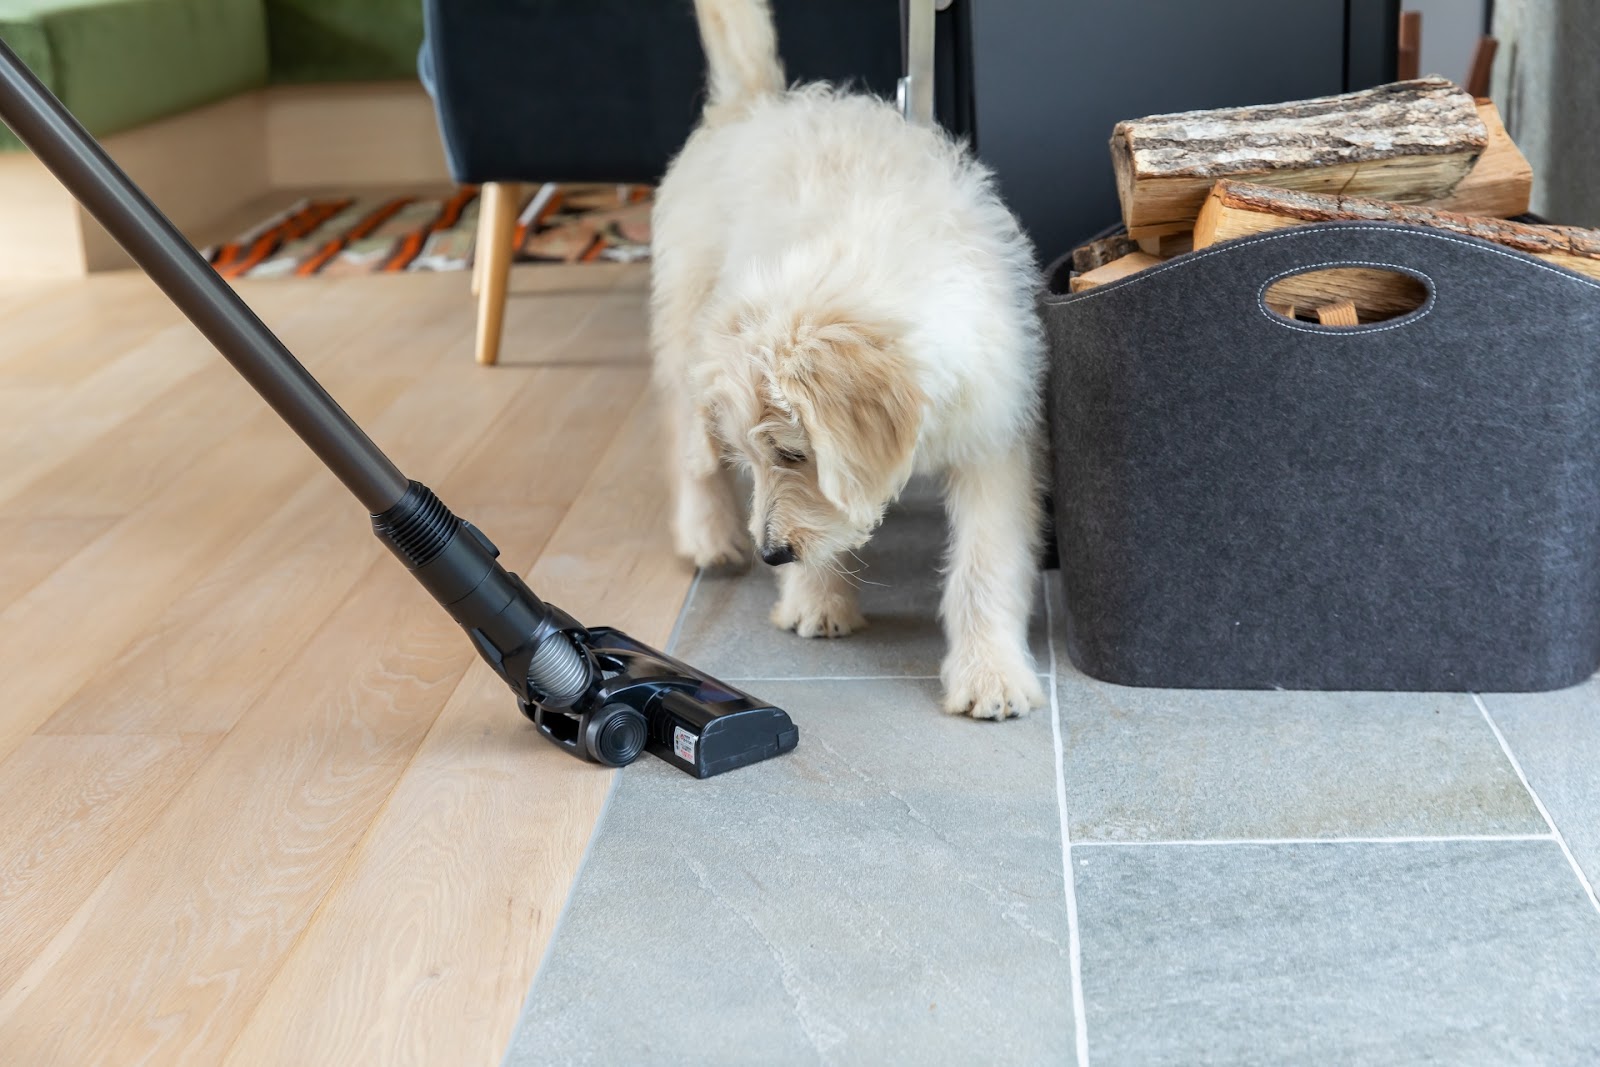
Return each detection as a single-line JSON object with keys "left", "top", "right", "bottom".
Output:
{"left": 1040, "top": 220, "right": 1600, "bottom": 693}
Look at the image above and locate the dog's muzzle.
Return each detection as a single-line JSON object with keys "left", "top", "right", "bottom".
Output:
{"left": 760, "top": 543, "right": 796, "bottom": 567}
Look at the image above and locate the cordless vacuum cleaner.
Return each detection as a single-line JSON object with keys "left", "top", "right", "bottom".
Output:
{"left": 0, "top": 42, "right": 797, "bottom": 778}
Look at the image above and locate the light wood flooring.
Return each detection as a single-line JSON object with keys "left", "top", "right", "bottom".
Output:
{"left": 0, "top": 261, "right": 689, "bottom": 1064}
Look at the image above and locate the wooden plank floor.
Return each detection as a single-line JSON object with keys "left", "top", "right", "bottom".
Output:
{"left": 0, "top": 262, "right": 691, "bottom": 1065}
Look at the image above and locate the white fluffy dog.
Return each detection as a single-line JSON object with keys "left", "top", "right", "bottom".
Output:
{"left": 649, "top": 0, "right": 1048, "bottom": 718}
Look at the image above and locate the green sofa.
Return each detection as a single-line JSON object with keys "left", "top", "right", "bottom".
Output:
{"left": 0, "top": 0, "right": 423, "bottom": 150}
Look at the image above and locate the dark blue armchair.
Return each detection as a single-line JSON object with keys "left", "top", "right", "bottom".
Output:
{"left": 418, "top": 1, "right": 968, "bottom": 364}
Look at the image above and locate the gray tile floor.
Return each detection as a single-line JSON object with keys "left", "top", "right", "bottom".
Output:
{"left": 507, "top": 493, "right": 1600, "bottom": 1066}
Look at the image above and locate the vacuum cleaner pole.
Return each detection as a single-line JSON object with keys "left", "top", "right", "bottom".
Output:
{"left": 0, "top": 40, "right": 797, "bottom": 777}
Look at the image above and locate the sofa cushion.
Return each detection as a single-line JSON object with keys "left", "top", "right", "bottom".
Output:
{"left": 263, "top": 0, "right": 422, "bottom": 84}
{"left": 0, "top": 0, "right": 270, "bottom": 150}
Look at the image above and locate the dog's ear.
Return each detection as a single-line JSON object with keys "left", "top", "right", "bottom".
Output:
{"left": 775, "top": 323, "right": 924, "bottom": 526}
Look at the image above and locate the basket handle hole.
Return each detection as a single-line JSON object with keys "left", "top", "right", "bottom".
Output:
{"left": 1264, "top": 267, "right": 1430, "bottom": 327}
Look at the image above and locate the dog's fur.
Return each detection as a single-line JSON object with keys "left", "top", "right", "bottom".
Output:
{"left": 650, "top": 0, "right": 1048, "bottom": 718}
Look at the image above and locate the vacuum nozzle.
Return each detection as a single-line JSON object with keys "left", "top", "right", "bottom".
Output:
{"left": 524, "top": 628, "right": 800, "bottom": 778}
{"left": 371, "top": 481, "right": 797, "bottom": 776}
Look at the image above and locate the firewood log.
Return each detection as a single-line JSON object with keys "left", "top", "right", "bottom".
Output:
{"left": 1110, "top": 78, "right": 1488, "bottom": 238}
{"left": 1067, "top": 252, "right": 1164, "bottom": 292}
{"left": 1192, "top": 179, "right": 1600, "bottom": 285}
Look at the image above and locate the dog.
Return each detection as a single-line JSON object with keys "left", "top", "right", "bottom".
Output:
{"left": 649, "top": 0, "right": 1048, "bottom": 719}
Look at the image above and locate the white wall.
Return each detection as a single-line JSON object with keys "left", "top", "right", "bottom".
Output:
{"left": 1404, "top": 0, "right": 1488, "bottom": 85}
{"left": 1491, "top": 0, "right": 1600, "bottom": 225}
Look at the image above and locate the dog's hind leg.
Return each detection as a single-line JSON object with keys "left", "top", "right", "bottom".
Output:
{"left": 938, "top": 440, "right": 1046, "bottom": 719}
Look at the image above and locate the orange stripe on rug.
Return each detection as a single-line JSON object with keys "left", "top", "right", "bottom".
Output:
{"left": 381, "top": 187, "right": 480, "bottom": 273}
{"left": 213, "top": 200, "right": 314, "bottom": 274}
{"left": 296, "top": 198, "right": 412, "bottom": 277}
{"left": 222, "top": 199, "right": 352, "bottom": 279}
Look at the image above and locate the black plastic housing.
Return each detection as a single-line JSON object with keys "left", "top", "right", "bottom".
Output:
{"left": 528, "top": 628, "right": 800, "bottom": 779}
{"left": 371, "top": 481, "right": 588, "bottom": 707}
{"left": 374, "top": 484, "right": 798, "bottom": 777}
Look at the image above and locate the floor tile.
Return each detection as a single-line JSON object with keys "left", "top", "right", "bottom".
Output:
{"left": 1481, "top": 680, "right": 1600, "bottom": 892}
{"left": 507, "top": 678, "right": 1073, "bottom": 1066}
{"left": 1047, "top": 578, "right": 1545, "bottom": 842}
{"left": 673, "top": 484, "right": 1048, "bottom": 681}
{"left": 1074, "top": 840, "right": 1600, "bottom": 1066}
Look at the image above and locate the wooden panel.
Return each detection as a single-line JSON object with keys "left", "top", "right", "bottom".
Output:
{"left": 0, "top": 157, "right": 87, "bottom": 278}
{"left": 0, "top": 734, "right": 217, "bottom": 993}
{"left": 221, "top": 390, "right": 687, "bottom": 1067}
{"left": 266, "top": 82, "right": 451, "bottom": 189}
{"left": 0, "top": 551, "right": 478, "bottom": 1064}
{"left": 40, "top": 328, "right": 527, "bottom": 736}
{"left": 0, "top": 515, "right": 118, "bottom": 611}
{"left": 559, "top": 278, "right": 654, "bottom": 365}
{"left": 0, "top": 265, "right": 670, "bottom": 1063}
{"left": 0, "top": 273, "right": 173, "bottom": 383}
{"left": 0, "top": 324, "right": 221, "bottom": 510}
{"left": 0, "top": 369, "right": 645, "bottom": 1065}
{"left": 0, "top": 279, "right": 468, "bottom": 765}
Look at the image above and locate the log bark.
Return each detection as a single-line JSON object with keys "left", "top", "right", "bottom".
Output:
{"left": 1192, "top": 179, "right": 1600, "bottom": 284}
{"left": 1111, "top": 78, "right": 1488, "bottom": 238}
{"left": 1070, "top": 233, "right": 1139, "bottom": 274}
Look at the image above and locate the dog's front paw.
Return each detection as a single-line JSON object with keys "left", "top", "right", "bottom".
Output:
{"left": 674, "top": 522, "right": 751, "bottom": 571}
{"left": 771, "top": 595, "right": 865, "bottom": 639}
{"left": 941, "top": 652, "right": 1045, "bottom": 720}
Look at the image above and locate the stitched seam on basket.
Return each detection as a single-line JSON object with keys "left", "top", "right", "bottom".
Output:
{"left": 1041, "top": 224, "right": 1600, "bottom": 306}
{"left": 1255, "top": 260, "right": 1437, "bottom": 334}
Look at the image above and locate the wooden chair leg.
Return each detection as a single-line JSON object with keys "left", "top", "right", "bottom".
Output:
{"left": 474, "top": 182, "right": 520, "bottom": 366}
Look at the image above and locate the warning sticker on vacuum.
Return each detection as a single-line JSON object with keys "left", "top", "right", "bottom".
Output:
{"left": 673, "top": 726, "right": 699, "bottom": 763}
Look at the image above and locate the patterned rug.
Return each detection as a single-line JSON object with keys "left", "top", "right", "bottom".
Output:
{"left": 204, "top": 183, "right": 652, "bottom": 280}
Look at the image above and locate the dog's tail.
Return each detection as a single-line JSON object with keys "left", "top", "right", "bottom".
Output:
{"left": 693, "top": 0, "right": 784, "bottom": 114}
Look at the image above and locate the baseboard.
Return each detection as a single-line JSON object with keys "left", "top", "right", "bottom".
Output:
{"left": 265, "top": 81, "right": 450, "bottom": 189}
{"left": 0, "top": 81, "right": 450, "bottom": 280}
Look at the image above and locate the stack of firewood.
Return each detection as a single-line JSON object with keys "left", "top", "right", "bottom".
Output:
{"left": 1066, "top": 78, "right": 1600, "bottom": 324}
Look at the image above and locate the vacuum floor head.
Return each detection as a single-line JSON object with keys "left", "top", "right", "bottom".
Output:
{"left": 524, "top": 627, "right": 798, "bottom": 777}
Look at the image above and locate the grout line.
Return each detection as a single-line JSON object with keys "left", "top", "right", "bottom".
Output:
{"left": 1044, "top": 573, "right": 1090, "bottom": 1067}
{"left": 1474, "top": 693, "right": 1600, "bottom": 917}
{"left": 663, "top": 566, "right": 706, "bottom": 655}
{"left": 1074, "top": 833, "right": 1559, "bottom": 848}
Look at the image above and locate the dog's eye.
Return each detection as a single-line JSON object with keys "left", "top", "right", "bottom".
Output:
{"left": 775, "top": 447, "right": 807, "bottom": 464}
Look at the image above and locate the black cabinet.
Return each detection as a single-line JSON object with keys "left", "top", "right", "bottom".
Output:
{"left": 956, "top": 0, "right": 1399, "bottom": 259}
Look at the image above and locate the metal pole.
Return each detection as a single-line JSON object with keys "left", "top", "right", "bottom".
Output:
{"left": 0, "top": 40, "right": 410, "bottom": 514}
{"left": 904, "top": 0, "right": 937, "bottom": 127}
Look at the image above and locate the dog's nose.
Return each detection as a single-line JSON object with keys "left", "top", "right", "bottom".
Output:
{"left": 760, "top": 543, "right": 796, "bottom": 567}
